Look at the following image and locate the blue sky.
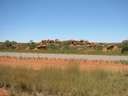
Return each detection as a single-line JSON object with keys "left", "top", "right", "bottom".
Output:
{"left": 0, "top": 0, "right": 128, "bottom": 42}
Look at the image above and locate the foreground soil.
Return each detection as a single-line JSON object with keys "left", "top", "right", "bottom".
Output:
{"left": 0, "top": 56, "right": 128, "bottom": 71}
{"left": 0, "top": 89, "right": 9, "bottom": 96}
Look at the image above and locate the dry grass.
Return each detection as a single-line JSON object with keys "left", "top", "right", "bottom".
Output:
{"left": 0, "top": 64, "right": 128, "bottom": 96}
{"left": 0, "top": 56, "right": 128, "bottom": 96}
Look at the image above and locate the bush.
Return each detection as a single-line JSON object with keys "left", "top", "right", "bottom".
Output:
{"left": 122, "top": 40, "right": 128, "bottom": 48}
{"left": 29, "top": 40, "right": 36, "bottom": 49}
{"left": 3, "top": 40, "right": 17, "bottom": 48}
{"left": 48, "top": 44, "right": 59, "bottom": 50}
{"left": 121, "top": 40, "right": 128, "bottom": 53}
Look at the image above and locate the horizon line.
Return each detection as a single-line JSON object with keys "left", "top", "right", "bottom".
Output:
{"left": 0, "top": 39, "right": 124, "bottom": 43}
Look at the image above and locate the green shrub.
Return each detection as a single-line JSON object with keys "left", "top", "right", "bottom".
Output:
{"left": 28, "top": 40, "right": 36, "bottom": 49}
{"left": 121, "top": 40, "right": 128, "bottom": 54}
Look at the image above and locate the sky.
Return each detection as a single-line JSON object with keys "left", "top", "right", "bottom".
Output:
{"left": 0, "top": 0, "right": 128, "bottom": 42}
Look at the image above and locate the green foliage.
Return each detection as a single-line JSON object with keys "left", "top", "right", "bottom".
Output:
{"left": 29, "top": 40, "right": 36, "bottom": 49}
{"left": 11, "top": 41, "right": 17, "bottom": 45}
{"left": 122, "top": 40, "right": 128, "bottom": 48}
{"left": 4, "top": 40, "right": 12, "bottom": 47}
{"left": 3, "top": 40, "right": 17, "bottom": 48}
{"left": 121, "top": 40, "right": 128, "bottom": 53}
{"left": 48, "top": 44, "right": 59, "bottom": 50}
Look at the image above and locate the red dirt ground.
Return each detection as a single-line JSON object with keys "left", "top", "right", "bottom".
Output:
{"left": 0, "top": 89, "right": 9, "bottom": 96}
{"left": 0, "top": 56, "right": 128, "bottom": 71}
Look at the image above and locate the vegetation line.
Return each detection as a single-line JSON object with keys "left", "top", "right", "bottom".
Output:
{"left": 0, "top": 39, "right": 128, "bottom": 55}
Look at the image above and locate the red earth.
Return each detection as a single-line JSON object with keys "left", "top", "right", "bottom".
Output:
{"left": 0, "top": 56, "right": 128, "bottom": 71}
{"left": 0, "top": 89, "right": 9, "bottom": 96}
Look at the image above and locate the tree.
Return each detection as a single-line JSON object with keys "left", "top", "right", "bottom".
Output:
{"left": 122, "top": 40, "right": 128, "bottom": 48}
{"left": 121, "top": 40, "right": 128, "bottom": 53}
{"left": 3, "top": 40, "right": 17, "bottom": 49}
{"left": 11, "top": 41, "right": 17, "bottom": 45}
{"left": 4, "top": 40, "right": 12, "bottom": 47}
{"left": 29, "top": 40, "right": 36, "bottom": 49}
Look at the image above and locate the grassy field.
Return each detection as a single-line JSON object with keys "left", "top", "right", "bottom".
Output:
{"left": 0, "top": 64, "right": 128, "bottom": 96}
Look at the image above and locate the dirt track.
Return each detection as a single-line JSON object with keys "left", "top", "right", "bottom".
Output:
{"left": 0, "top": 52, "right": 128, "bottom": 61}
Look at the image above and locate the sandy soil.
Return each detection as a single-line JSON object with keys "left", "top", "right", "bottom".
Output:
{"left": 0, "top": 56, "right": 128, "bottom": 71}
